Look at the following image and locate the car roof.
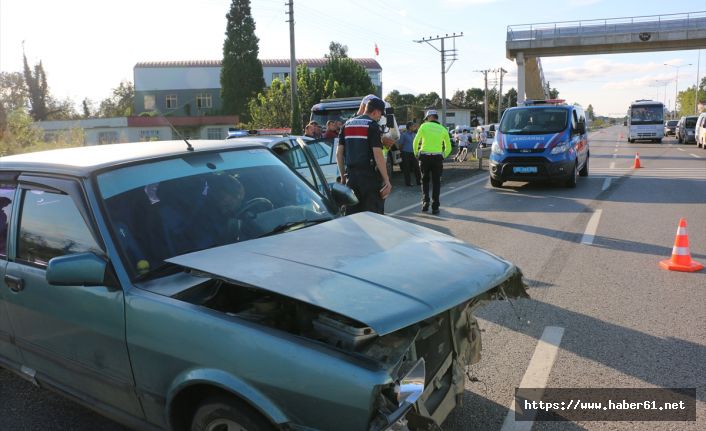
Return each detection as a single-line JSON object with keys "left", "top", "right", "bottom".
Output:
{"left": 225, "top": 135, "right": 310, "bottom": 147}
{"left": 0, "top": 139, "right": 266, "bottom": 177}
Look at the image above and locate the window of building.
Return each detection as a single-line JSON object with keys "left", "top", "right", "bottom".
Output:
{"left": 166, "top": 94, "right": 178, "bottom": 110}
{"left": 98, "top": 131, "right": 119, "bottom": 145}
{"left": 207, "top": 128, "right": 223, "bottom": 140}
{"left": 139, "top": 130, "right": 160, "bottom": 141}
{"left": 144, "top": 95, "right": 156, "bottom": 111}
{"left": 0, "top": 186, "right": 15, "bottom": 258}
{"left": 368, "top": 71, "right": 381, "bottom": 85}
{"left": 17, "top": 190, "right": 102, "bottom": 268}
{"left": 271, "top": 72, "right": 289, "bottom": 83}
{"left": 446, "top": 112, "right": 456, "bottom": 118}
{"left": 196, "top": 94, "right": 212, "bottom": 109}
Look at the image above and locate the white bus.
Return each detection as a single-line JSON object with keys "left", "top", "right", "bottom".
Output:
{"left": 627, "top": 100, "right": 665, "bottom": 143}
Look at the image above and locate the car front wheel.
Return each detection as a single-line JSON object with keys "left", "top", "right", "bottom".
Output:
{"left": 490, "top": 177, "right": 503, "bottom": 188}
{"left": 579, "top": 155, "right": 589, "bottom": 177}
{"left": 191, "top": 397, "right": 275, "bottom": 431}
{"left": 566, "top": 162, "right": 578, "bottom": 188}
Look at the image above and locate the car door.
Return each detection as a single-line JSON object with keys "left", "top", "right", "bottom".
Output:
{"left": 0, "top": 179, "right": 22, "bottom": 367}
{"left": 2, "top": 175, "right": 142, "bottom": 417}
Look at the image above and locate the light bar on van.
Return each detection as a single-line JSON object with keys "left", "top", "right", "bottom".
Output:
{"left": 521, "top": 99, "right": 566, "bottom": 106}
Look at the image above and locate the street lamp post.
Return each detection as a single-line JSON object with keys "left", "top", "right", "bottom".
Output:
{"left": 664, "top": 63, "right": 692, "bottom": 118}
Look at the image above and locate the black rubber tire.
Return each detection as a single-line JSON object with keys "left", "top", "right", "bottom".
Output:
{"left": 628, "top": 138, "right": 633, "bottom": 143}
{"left": 191, "top": 396, "right": 275, "bottom": 431}
{"left": 678, "top": 135, "right": 683, "bottom": 144}
{"left": 657, "top": 139, "right": 662, "bottom": 144}
{"left": 490, "top": 177, "right": 503, "bottom": 188}
{"left": 579, "top": 154, "right": 589, "bottom": 177}
{"left": 565, "top": 162, "right": 578, "bottom": 188}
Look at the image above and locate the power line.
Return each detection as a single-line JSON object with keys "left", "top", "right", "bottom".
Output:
{"left": 414, "top": 33, "right": 463, "bottom": 125}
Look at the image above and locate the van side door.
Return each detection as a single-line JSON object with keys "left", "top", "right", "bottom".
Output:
{"left": 2, "top": 175, "right": 142, "bottom": 418}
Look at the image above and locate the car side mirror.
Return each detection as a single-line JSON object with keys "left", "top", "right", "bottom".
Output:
{"left": 46, "top": 253, "right": 109, "bottom": 287}
{"left": 331, "top": 182, "right": 359, "bottom": 207}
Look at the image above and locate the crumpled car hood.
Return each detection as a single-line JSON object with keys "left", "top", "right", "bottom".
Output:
{"left": 168, "top": 212, "right": 523, "bottom": 335}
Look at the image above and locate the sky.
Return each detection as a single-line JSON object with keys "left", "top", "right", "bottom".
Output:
{"left": 1, "top": 0, "right": 705, "bottom": 117}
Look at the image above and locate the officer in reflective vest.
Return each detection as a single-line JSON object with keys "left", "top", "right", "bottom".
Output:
{"left": 337, "top": 97, "right": 392, "bottom": 214}
{"left": 413, "top": 110, "right": 451, "bottom": 214}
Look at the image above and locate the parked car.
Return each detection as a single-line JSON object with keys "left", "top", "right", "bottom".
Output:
{"left": 676, "top": 116, "right": 698, "bottom": 144}
{"left": 489, "top": 99, "right": 589, "bottom": 188}
{"left": 696, "top": 113, "right": 706, "bottom": 149}
{"left": 0, "top": 139, "right": 527, "bottom": 431}
{"left": 663, "top": 120, "right": 678, "bottom": 136}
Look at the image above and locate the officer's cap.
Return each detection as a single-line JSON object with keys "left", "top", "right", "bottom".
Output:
{"left": 425, "top": 110, "right": 438, "bottom": 119}
{"left": 366, "top": 97, "right": 386, "bottom": 113}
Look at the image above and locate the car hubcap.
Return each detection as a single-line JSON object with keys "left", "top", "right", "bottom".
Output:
{"left": 206, "top": 419, "right": 248, "bottom": 431}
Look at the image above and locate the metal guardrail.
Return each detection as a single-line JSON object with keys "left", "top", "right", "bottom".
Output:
{"left": 507, "top": 11, "right": 706, "bottom": 42}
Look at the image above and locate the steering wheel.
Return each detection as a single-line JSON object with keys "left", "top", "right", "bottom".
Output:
{"left": 235, "top": 197, "right": 274, "bottom": 218}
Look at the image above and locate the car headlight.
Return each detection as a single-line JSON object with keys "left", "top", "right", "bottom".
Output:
{"left": 491, "top": 141, "right": 503, "bottom": 155}
{"left": 395, "top": 359, "right": 425, "bottom": 406}
{"left": 550, "top": 142, "right": 570, "bottom": 154}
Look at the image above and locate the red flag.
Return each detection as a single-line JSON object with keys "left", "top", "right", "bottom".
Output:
{"left": 374, "top": 43, "right": 379, "bottom": 56}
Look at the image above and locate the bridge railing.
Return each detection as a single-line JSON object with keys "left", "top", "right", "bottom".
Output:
{"left": 507, "top": 11, "right": 706, "bottom": 42}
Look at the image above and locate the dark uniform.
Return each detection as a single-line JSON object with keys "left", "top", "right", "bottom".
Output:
{"left": 339, "top": 114, "right": 384, "bottom": 214}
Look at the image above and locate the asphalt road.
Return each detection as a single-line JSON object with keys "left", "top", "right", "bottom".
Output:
{"left": 1, "top": 126, "right": 705, "bottom": 430}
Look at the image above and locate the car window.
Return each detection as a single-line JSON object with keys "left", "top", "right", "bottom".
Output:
{"left": 16, "top": 190, "right": 102, "bottom": 268}
{"left": 306, "top": 140, "right": 334, "bottom": 166}
{"left": 0, "top": 186, "right": 15, "bottom": 258}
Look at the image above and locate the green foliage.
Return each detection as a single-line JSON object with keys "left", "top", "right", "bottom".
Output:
{"left": 586, "top": 104, "right": 595, "bottom": 121}
{"left": 0, "top": 108, "right": 82, "bottom": 156}
{"left": 320, "top": 57, "right": 376, "bottom": 98}
{"left": 221, "top": 0, "right": 265, "bottom": 120}
{"left": 98, "top": 81, "right": 134, "bottom": 117}
{"left": 676, "top": 77, "right": 706, "bottom": 117}
{"left": 248, "top": 78, "right": 291, "bottom": 128}
{"left": 23, "top": 52, "right": 50, "bottom": 121}
{"left": 326, "top": 41, "right": 348, "bottom": 59}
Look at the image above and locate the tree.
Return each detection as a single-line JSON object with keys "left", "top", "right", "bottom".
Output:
{"left": 98, "top": 81, "right": 134, "bottom": 117}
{"left": 248, "top": 78, "right": 291, "bottom": 128}
{"left": 586, "top": 104, "right": 595, "bottom": 121}
{"left": 326, "top": 41, "right": 348, "bottom": 59}
{"left": 545, "top": 81, "right": 560, "bottom": 99}
{"left": 22, "top": 51, "right": 50, "bottom": 121}
{"left": 676, "top": 77, "right": 706, "bottom": 117}
{"left": 82, "top": 98, "right": 93, "bottom": 118}
{"left": 504, "top": 88, "right": 518, "bottom": 109}
{"left": 221, "top": 0, "right": 265, "bottom": 120}
{"left": 0, "top": 71, "right": 28, "bottom": 133}
{"left": 320, "top": 57, "right": 375, "bottom": 98}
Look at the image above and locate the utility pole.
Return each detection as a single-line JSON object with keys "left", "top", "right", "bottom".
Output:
{"left": 285, "top": 1, "right": 301, "bottom": 134}
{"left": 695, "top": 50, "right": 702, "bottom": 115}
{"left": 414, "top": 33, "right": 463, "bottom": 126}
{"left": 474, "top": 69, "right": 491, "bottom": 125}
{"left": 497, "top": 68, "right": 507, "bottom": 122}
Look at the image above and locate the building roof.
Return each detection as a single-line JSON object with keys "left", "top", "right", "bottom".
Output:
{"left": 135, "top": 58, "right": 382, "bottom": 70}
{"left": 0, "top": 140, "right": 263, "bottom": 177}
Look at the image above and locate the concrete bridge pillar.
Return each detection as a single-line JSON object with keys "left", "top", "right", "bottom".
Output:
{"left": 516, "top": 52, "right": 525, "bottom": 104}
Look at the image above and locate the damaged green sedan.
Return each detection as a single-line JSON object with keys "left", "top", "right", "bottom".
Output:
{"left": 0, "top": 139, "right": 527, "bottom": 430}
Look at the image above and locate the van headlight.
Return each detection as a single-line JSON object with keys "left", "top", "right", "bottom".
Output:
{"left": 550, "top": 143, "right": 570, "bottom": 154}
{"left": 395, "top": 359, "right": 425, "bottom": 406}
{"left": 491, "top": 141, "right": 503, "bottom": 155}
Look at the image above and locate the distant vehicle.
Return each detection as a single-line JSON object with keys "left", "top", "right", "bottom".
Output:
{"left": 696, "top": 113, "right": 706, "bottom": 149}
{"left": 489, "top": 99, "right": 589, "bottom": 188}
{"left": 676, "top": 116, "right": 698, "bottom": 144}
{"left": 310, "top": 97, "right": 401, "bottom": 176}
{"left": 664, "top": 120, "right": 678, "bottom": 136}
{"left": 627, "top": 100, "right": 665, "bottom": 143}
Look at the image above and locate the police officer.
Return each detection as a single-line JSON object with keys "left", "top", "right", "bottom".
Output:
{"left": 413, "top": 110, "right": 451, "bottom": 214}
{"left": 336, "top": 97, "right": 392, "bottom": 215}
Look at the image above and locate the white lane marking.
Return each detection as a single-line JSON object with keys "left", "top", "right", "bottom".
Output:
{"left": 613, "top": 148, "right": 618, "bottom": 153}
{"left": 609, "top": 162, "right": 615, "bottom": 169}
{"left": 678, "top": 148, "right": 685, "bottom": 152}
{"left": 389, "top": 175, "right": 487, "bottom": 216}
{"left": 500, "top": 326, "right": 565, "bottom": 431}
{"left": 690, "top": 153, "right": 702, "bottom": 159}
{"left": 602, "top": 178, "right": 612, "bottom": 191}
{"left": 581, "top": 209, "right": 603, "bottom": 245}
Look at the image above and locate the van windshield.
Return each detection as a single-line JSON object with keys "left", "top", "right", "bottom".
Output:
{"left": 311, "top": 108, "right": 359, "bottom": 125}
{"left": 500, "top": 108, "right": 568, "bottom": 135}
{"left": 685, "top": 117, "right": 697, "bottom": 128}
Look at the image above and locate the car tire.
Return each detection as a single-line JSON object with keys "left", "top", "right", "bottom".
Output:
{"left": 490, "top": 177, "right": 503, "bottom": 188}
{"left": 657, "top": 139, "right": 662, "bottom": 144}
{"left": 628, "top": 138, "right": 633, "bottom": 143}
{"left": 579, "top": 154, "right": 589, "bottom": 177}
{"left": 191, "top": 396, "right": 275, "bottom": 431}
{"left": 678, "top": 135, "right": 683, "bottom": 144}
{"left": 566, "top": 162, "right": 578, "bottom": 188}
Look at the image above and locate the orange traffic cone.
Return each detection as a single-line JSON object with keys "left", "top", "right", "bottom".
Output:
{"left": 659, "top": 218, "right": 704, "bottom": 272}
{"left": 633, "top": 153, "right": 642, "bottom": 168}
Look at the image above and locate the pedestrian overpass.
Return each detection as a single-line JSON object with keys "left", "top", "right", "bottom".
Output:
{"left": 506, "top": 11, "right": 706, "bottom": 103}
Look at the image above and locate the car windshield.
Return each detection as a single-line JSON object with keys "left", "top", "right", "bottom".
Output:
{"left": 685, "top": 117, "right": 697, "bottom": 128}
{"left": 96, "top": 147, "right": 335, "bottom": 279}
{"left": 500, "top": 108, "right": 568, "bottom": 135}
{"left": 311, "top": 108, "right": 358, "bottom": 125}
{"left": 629, "top": 105, "right": 663, "bottom": 125}
{"left": 666, "top": 120, "right": 678, "bottom": 126}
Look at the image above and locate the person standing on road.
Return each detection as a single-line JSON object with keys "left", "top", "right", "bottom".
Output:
{"left": 454, "top": 128, "right": 469, "bottom": 162}
{"left": 336, "top": 97, "right": 392, "bottom": 215}
{"left": 413, "top": 110, "right": 451, "bottom": 214}
{"left": 398, "top": 121, "right": 421, "bottom": 186}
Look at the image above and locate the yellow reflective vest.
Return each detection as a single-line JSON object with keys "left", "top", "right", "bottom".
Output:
{"left": 413, "top": 121, "right": 452, "bottom": 158}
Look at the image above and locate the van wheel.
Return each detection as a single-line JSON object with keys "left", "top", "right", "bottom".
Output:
{"left": 678, "top": 136, "right": 683, "bottom": 144}
{"left": 627, "top": 138, "right": 633, "bottom": 143}
{"left": 579, "top": 155, "right": 589, "bottom": 177}
{"left": 191, "top": 397, "right": 275, "bottom": 431}
{"left": 566, "top": 162, "right": 578, "bottom": 188}
{"left": 490, "top": 177, "right": 503, "bottom": 188}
